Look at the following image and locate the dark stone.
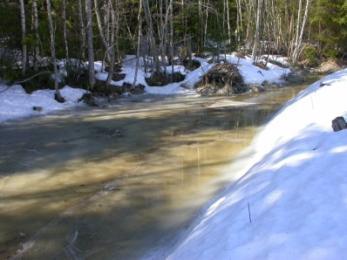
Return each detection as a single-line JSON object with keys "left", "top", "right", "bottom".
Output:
{"left": 332, "top": 116, "right": 347, "bottom": 132}
{"left": 78, "top": 93, "right": 98, "bottom": 106}
{"left": 32, "top": 106, "right": 43, "bottom": 112}
{"left": 54, "top": 92, "right": 66, "bottom": 103}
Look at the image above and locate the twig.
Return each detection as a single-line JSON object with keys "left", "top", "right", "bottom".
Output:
{"left": 247, "top": 202, "right": 252, "bottom": 224}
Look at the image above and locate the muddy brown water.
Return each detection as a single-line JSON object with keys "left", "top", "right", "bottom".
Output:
{"left": 0, "top": 83, "right": 312, "bottom": 259}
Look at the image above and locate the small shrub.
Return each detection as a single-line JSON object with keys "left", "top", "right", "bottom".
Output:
{"left": 301, "top": 45, "right": 319, "bottom": 67}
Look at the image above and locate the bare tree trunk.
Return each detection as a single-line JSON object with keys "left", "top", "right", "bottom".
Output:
{"left": 32, "top": 0, "right": 40, "bottom": 71}
{"left": 198, "top": 0, "right": 203, "bottom": 52}
{"left": 62, "top": 0, "right": 69, "bottom": 59}
{"left": 203, "top": 0, "right": 209, "bottom": 48}
{"left": 292, "top": 0, "right": 311, "bottom": 64}
{"left": 94, "top": 0, "right": 111, "bottom": 63}
{"left": 294, "top": 0, "right": 303, "bottom": 48}
{"left": 106, "top": 0, "right": 116, "bottom": 86}
{"left": 85, "top": 0, "right": 95, "bottom": 88}
{"left": 133, "top": 0, "right": 143, "bottom": 86}
{"left": 143, "top": 0, "right": 160, "bottom": 73}
{"left": 225, "top": 0, "right": 231, "bottom": 50}
{"left": 235, "top": 0, "right": 242, "bottom": 48}
{"left": 46, "top": 0, "right": 63, "bottom": 100}
{"left": 77, "top": 0, "right": 86, "bottom": 60}
{"left": 19, "top": 0, "right": 27, "bottom": 75}
{"left": 252, "top": 0, "right": 263, "bottom": 61}
{"left": 169, "top": 0, "right": 174, "bottom": 77}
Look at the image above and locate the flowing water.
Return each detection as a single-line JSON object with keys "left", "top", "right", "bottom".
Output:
{"left": 0, "top": 82, "right": 312, "bottom": 259}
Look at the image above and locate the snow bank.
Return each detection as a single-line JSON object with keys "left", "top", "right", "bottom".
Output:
{"left": 169, "top": 69, "right": 347, "bottom": 260}
{"left": 0, "top": 84, "right": 87, "bottom": 123}
{"left": 95, "top": 54, "right": 289, "bottom": 95}
{"left": 226, "top": 55, "right": 290, "bottom": 85}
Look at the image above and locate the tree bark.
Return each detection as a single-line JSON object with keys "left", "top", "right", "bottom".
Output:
{"left": 46, "top": 0, "right": 62, "bottom": 97}
{"left": 85, "top": 0, "right": 95, "bottom": 88}
{"left": 133, "top": 0, "right": 143, "bottom": 86}
{"left": 252, "top": 0, "right": 263, "bottom": 61}
{"left": 292, "top": 0, "right": 311, "bottom": 64}
{"left": 62, "top": 0, "right": 69, "bottom": 59}
{"left": 77, "top": 0, "right": 86, "bottom": 60}
{"left": 19, "top": 0, "right": 27, "bottom": 75}
{"left": 106, "top": 0, "right": 116, "bottom": 86}
{"left": 32, "top": 0, "right": 40, "bottom": 71}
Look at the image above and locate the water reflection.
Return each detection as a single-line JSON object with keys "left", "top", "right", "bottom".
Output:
{"left": 0, "top": 84, "right": 308, "bottom": 259}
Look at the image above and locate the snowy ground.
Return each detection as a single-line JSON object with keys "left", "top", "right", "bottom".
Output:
{"left": 167, "top": 69, "right": 347, "bottom": 259}
{"left": 0, "top": 54, "right": 289, "bottom": 123}
{"left": 0, "top": 85, "right": 86, "bottom": 123}
{"left": 94, "top": 54, "right": 290, "bottom": 95}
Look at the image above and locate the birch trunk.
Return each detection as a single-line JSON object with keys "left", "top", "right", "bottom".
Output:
{"left": 85, "top": 0, "right": 96, "bottom": 88}
{"left": 292, "top": 0, "right": 311, "bottom": 64}
{"left": 19, "top": 0, "right": 27, "bottom": 75}
{"left": 106, "top": 0, "right": 116, "bottom": 86}
{"left": 133, "top": 0, "right": 143, "bottom": 86}
{"left": 32, "top": 0, "right": 40, "bottom": 71}
{"left": 46, "top": 0, "right": 62, "bottom": 98}
{"left": 252, "top": 0, "right": 263, "bottom": 61}
{"left": 62, "top": 0, "right": 69, "bottom": 59}
{"left": 77, "top": 0, "right": 86, "bottom": 60}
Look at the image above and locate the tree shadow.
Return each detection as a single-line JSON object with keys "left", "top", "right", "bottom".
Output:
{"left": 164, "top": 126, "right": 347, "bottom": 259}
{"left": 0, "top": 95, "right": 290, "bottom": 259}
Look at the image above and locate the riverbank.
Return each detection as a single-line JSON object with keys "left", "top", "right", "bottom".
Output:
{"left": 0, "top": 84, "right": 308, "bottom": 259}
{"left": 0, "top": 54, "right": 290, "bottom": 123}
{"left": 168, "top": 69, "right": 347, "bottom": 259}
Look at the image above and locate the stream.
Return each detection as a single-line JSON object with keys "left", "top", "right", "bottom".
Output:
{"left": 0, "top": 81, "right": 314, "bottom": 259}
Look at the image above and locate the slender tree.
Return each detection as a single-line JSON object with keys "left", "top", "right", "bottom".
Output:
{"left": 46, "top": 0, "right": 64, "bottom": 101}
{"left": 19, "top": 0, "right": 27, "bottom": 75}
{"left": 85, "top": 0, "right": 95, "bottom": 88}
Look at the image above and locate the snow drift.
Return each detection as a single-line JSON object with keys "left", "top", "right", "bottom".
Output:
{"left": 0, "top": 85, "right": 86, "bottom": 123}
{"left": 95, "top": 54, "right": 290, "bottom": 95}
{"left": 169, "top": 69, "right": 347, "bottom": 260}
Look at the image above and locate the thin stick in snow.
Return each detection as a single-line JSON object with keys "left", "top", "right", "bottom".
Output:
{"left": 247, "top": 202, "right": 252, "bottom": 223}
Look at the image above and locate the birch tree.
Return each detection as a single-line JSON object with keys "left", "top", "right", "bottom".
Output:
{"left": 19, "top": 0, "right": 27, "bottom": 75}
{"left": 85, "top": 0, "right": 95, "bottom": 88}
{"left": 46, "top": 0, "right": 64, "bottom": 101}
{"left": 32, "top": 0, "right": 40, "bottom": 71}
{"left": 292, "top": 0, "right": 311, "bottom": 64}
{"left": 252, "top": 0, "right": 263, "bottom": 60}
{"left": 62, "top": 0, "right": 69, "bottom": 59}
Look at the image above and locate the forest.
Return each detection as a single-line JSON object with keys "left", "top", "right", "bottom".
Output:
{"left": 0, "top": 0, "right": 346, "bottom": 96}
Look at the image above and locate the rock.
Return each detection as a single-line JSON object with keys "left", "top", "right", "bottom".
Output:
{"left": 195, "top": 63, "right": 245, "bottom": 96}
{"left": 54, "top": 92, "right": 66, "bottom": 103}
{"left": 32, "top": 106, "right": 43, "bottom": 112}
{"left": 332, "top": 116, "right": 347, "bottom": 132}
{"left": 78, "top": 93, "right": 98, "bottom": 106}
